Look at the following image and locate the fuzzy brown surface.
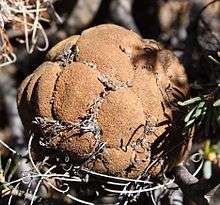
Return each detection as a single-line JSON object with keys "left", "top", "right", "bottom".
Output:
{"left": 17, "top": 24, "right": 190, "bottom": 178}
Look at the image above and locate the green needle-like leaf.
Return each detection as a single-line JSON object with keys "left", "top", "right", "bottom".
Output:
{"left": 203, "top": 160, "right": 212, "bottom": 179}
{"left": 208, "top": 55, "right": 220, "bottom": 65}
{"left": 192, "top": 102, "right": 205, "bottom": 118}
{"left": 178, "top": 97, "right": 201, "bottom": 106}
{"left": 185, "top": 118, "right": 196, "bottom": 127}
{"left": 213, "top": 99, "right": 220, "bottom": 107}
{"left": 184, "top": 106, "right": 197, "bottom": 123}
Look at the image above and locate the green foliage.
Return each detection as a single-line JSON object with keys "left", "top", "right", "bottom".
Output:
{"left": 178, "top": 96, "right": 202, "bottom": 106}
{"left": 179, "top": 52, "right": 220, "bottom": 135}
{"left": 179, "top": 96, "right": 209, "bottom": 130}
{"left": 203, "top": 160, "right": 212, "bottom": 179}
{"left": 199, "top": 140, "right": 220, "bottom": 179}
{"left": 208, "top": 55, "right": 220, "bottom": 65}
{"left": 0, "top": 154, "right": 19, "bottom": 193}
{"left": 213, "top": 99, "right": 220, "bottom": 107}
{"left": 183, "top": 52, "right": 220, "bottom": 179}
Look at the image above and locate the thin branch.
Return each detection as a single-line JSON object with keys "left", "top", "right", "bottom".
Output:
{"left": 173, "top": 164, "right": 220, "bottom": 205}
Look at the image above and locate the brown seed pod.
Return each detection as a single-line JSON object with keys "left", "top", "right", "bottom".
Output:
{"left": 17, "top": 24, "right": 191, "bottom": 179}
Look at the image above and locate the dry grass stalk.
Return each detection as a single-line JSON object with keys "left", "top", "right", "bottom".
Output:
{"left": 0, "top": 0, "right": 53, "bottom": 67}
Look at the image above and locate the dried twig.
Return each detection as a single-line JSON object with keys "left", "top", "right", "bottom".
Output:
{"left": 173, "top": 164, "right": 220, "bottom": 205}
{"left": 0, "top": 0, "right": 60, "bottom": 67}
